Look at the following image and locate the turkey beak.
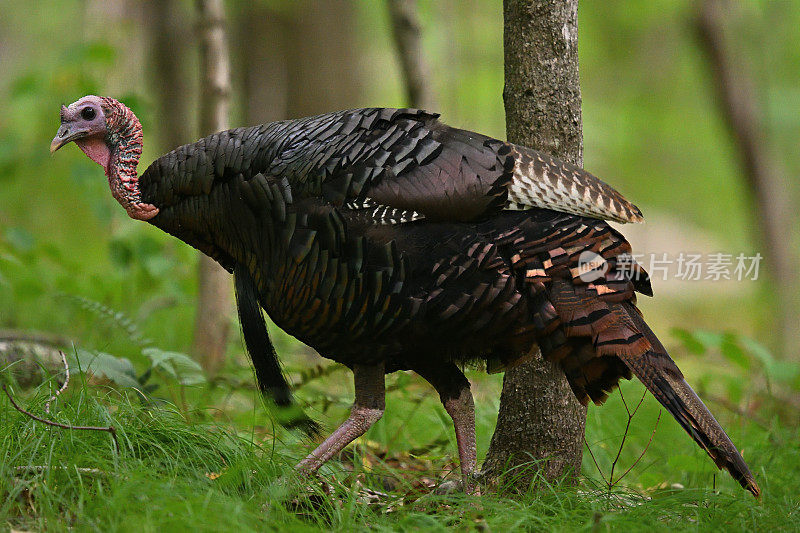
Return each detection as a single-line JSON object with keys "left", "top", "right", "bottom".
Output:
{"left": 50, "top": 126, "right": 70, "bottom": 153}
{"left": 50, "top": 123, "right": 88, "bottom": 153}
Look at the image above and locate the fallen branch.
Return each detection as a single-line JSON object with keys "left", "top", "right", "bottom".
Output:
{"left": 0, "top": 336, "right": 69, "bottom": 388}
{"left": 0, "top": 329, "right": 70, "bottom": 346}
{"left": 14, "top": 465, "right": 107, "bottom": 477}
{"left": 2, "top": 384, "right": 119, "bottom": 454}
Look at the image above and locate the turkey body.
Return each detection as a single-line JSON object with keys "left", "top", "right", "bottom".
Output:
{"left": 140, "top": 108, "right": 641, "bottom": 401}
{"left": 135, "top": 107, "right": 758, "bottom": 495}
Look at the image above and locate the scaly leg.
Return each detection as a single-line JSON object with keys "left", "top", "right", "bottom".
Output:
{"left": 414, "top": 362, "right": 477, "bottom": 493}
{"left": 296, "top": 362, "right": 385, "bottom": 473}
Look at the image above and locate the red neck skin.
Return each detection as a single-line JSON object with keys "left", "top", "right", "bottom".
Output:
{"left": 94, "top": 98, "right": 159, "bottom": 221}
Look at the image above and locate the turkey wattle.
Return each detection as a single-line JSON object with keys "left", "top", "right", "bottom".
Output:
{"left": 51, "top": 95, "right": 759, "bottom": 497}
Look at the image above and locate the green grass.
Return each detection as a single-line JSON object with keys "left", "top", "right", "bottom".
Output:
{"left": 1, "top": 363, "right": 798, "bottom": 532}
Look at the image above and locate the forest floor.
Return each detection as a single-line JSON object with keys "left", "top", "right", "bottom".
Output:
{"left": 1, "top": 354, "right": 797, "bottom": 533}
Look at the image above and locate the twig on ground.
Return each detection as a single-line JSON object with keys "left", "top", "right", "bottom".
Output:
{"left": 45, "top": 350, "right": 70, "bottom": 414}
{"left": 584, "top": 389, "right": 661, "bottom": 492}
{"left": 615, "top": 411, "right": 661, "bottom": 485}
{"left": 2, "top": 384, "right": 120, "bottom": 454}
{"left": 609, "top": 389, "right": 647, "bottom": 485}
{"left": 583, "top": 436, "right": 610, "bottom": 485}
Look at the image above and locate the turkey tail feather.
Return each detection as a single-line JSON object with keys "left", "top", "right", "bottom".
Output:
{"left": 234, "top": 264, "right": 320, "bottom": 437}
{"left": 618, "top": 301, "right": 760, "bottom": 497}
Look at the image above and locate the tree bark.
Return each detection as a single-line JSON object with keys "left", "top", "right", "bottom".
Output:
{"left": 483, "top": 0, "right": 587, "bottom": 488}
{"left": 232, "top": 3, "right": 288, "bottom": 125}
{"left": 696, "top": 0, "right": 799, "bottom": 358}
{"left": 144, "top": 0, "right": 192, "bottom": 151}
{"left": 283, "top": 0, "right": 361, "bottom": 118}
{"left": 387, "top": 0, "right": 436, "bottom": 110}
{"left": 192, "top": 0, "right": 233, "bottom": 377}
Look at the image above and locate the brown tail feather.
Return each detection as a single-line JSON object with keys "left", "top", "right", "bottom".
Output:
{"left": 618, "top": 301, "right": 760, "bottom": 497}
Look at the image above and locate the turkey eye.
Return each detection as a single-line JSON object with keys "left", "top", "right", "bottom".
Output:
{"left": 81, "top": 107, "right": 96, "bottom": 120}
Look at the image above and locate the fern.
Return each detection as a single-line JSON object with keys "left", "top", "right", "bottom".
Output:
{"left": 60, "top": 293, "right": 153, "bottom": 348}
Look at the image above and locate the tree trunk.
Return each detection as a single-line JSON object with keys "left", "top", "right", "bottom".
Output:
{"left": 144, "top": 0, "right": 192, "bottom": 152}
{"left": 232, "top": 3, "right": 288, "bottom": 125}
{"left": 192, "top": 0, "right": 233, "bottom": 377}
{"left": 387, "top": 0, "right": 436, "bottom": 110}
{"left": 696, "top": 0, "right": 799, "bottom": 359}
{"left": 483, "top": 0, "right": 587, "bottom": 488}
{"left": 283, "top": 0, "right": 362, "bottom": 118}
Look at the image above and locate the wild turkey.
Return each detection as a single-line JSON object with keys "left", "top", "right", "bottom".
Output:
{"left": 51, "top": 95, "right": 760, "bottom": 496}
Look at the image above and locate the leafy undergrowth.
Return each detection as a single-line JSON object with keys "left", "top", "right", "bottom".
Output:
{"left": 1, "top": 371, "right": 797, "bottom": 533}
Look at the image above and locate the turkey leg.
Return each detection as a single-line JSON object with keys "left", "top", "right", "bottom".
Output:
{"left": 296, "top": 362, "right": 385, "bottom": 473}
{"left": 414, "top": 362, "right": 477, "bottom": 493}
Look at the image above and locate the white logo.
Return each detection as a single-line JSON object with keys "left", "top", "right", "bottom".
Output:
{"left": 577, "top": 251, "right": 608, "bottom": 282}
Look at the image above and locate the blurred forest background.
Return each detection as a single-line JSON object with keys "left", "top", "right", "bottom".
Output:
{"left": 1, "top": 0, "right": 799, "bottom": 530}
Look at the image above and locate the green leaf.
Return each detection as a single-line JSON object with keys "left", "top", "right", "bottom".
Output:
{"left": 5, "top": 227, "right": 35, "bottom": 253}
{"left": 767, "top": 361, "right": 800, "bottom": 384}
{"left": 108, "top": 239, "right": 133, "bottom": 268}
{"left": 740, "top": 336, "right": 776, "bottom": 372}
{"left": 0, "top": 251, "right": 22, "bottom": 265}
{"left": 142, "top": 348, "right": 178, "bottom": 379}
{"left": 670, "top": 328, "right": 706, "bottom": 355}
{"left": 723, "top": 375, "right": 744, "bottom": 403}
{"left": 738, "top": 335, "right": 800, "bottom": 383}
{"left": 692, "top": 329, "right": 725, "bottom": 349}
{"left": 719, "top": 333, "right": 750, "bottom": 371}
{"left": 142, "top": 347, "right": 206, "bottom": 386}
{"left": 143, "top": 255, "right": 173, "bottom": 277}
{"left": 71, "top": 349, "right": 140, "bottom": 388}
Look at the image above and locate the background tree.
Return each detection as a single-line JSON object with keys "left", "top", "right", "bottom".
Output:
{"left": 483, "top": 0, "right": 587, "bottom": 487}
{"left": 232, "top": 1, "right": 361, "bottom": 132}
{"left": 696, "top": 0, "right": 799, "bottom": 359}
{"left": 232, "top": 2, "right": 288, "bottom": 126}
{"left": 144, "top": 0, "right": 192, "bottom": 153}
{"left": 192, "top": 0, "right": 233, "bottom": 377}
{"left": 387, "top": 0, "right": 436, "bottom": 110}
{"left": 284, "top": 0, "right": 362, "bottom": 118}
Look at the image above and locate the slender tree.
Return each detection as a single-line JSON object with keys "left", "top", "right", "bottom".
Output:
{"left": 483, "top": 0, "right": 587, "bottom": 487}
{"left": 192, "top": 0, "right": 233, "bottom": 377}
{"left": 696, "top": 0, "right": 799, "bottom": 358}
{"left": 387, "top": 0, "right": 436, "bottom": 110}
{"left": 232, "top": 2, "right": 288, "bottom": 126}
{"left": 284, "top": 0, "right": 362, "bottom": 118}
{"left": 144, "top": 0, "right": 192, "bottom": 152}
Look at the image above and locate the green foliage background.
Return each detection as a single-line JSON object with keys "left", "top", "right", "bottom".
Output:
{"left": 0, "top": 1, "right": 798, "bottom": 530}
